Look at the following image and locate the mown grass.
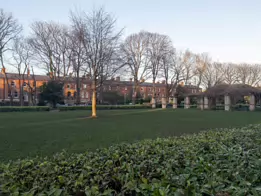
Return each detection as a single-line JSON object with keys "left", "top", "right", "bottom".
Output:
{"left": 0, "top": 109, "right": 260, "bottom": 161}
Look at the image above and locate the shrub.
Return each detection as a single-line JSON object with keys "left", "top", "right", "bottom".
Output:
{"left": 0, "top": 106, "right": 50, "bottom": 112}
{"left": 1, "top": 125, "right": 261, "bottom": 195}
{"left": 58, "top": 105, "right": 151, "bottom": 111}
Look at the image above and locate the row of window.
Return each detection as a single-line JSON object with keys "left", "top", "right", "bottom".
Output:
{"left": 10, "top": 81, "right": 36, "bottom": 87}
{"left": 7, "top": 91, "right": 29, "bottom": 98}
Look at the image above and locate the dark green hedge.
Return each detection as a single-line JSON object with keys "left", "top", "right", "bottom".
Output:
{"left": 58, "top": 105, "right": 151, "bottom": 111}
{"left": 0, "top": 106, "right": 50, "bottom": 112}
{"left": 1, "top": 125, "right": 261, "bottom": 195}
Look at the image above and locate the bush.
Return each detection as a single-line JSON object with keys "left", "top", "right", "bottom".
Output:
{"left": 58, "top": 105, "right": 151, "bottom": 111}
{"left": 231, "top": 104, "right": 249, "bottom": 111}
{"left": 1, "top": 125, "right": 261, "bottom": 195}
{"left": 0, "top": 106, "right": 50, "bottom": 112}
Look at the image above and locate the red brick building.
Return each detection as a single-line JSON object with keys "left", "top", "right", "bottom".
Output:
{"left": 0, "top": 68, "right": 201, "bottom": 104}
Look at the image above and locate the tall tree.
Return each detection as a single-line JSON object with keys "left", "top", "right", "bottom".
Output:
{"left": 235, "top": 63, "right": 261, "bottom": 86}
{"left": 11, "top": 37, "right": 32, "bottom": 106}
{"left": 70, "top": 7, "right": 123, "bottom": 117}
{"left": 194, "top": 53, "right": 210, "bottom": 88}
{"left": 162, "top": 49, "right": 196, "bottom": 99}
{"left": 0, "top": 9, "right": 22, "bottom": 105}
{"left": 29, "top": 22, "right": 72, "bottom": 79}
{"left": 120, "top": 31, "right": 151, "bottom": 104}
{"left": 220, "top": 62, "right": 238, "bottom": 85}
{"left": 201, "top": 62, "right": 224, "bottom": 89}
{"left": 147, "top": 32, "right": 172, "bottom": 100}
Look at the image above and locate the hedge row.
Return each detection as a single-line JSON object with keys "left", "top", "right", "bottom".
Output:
{"left": 58, "top": 105, "right": 151, "bottom": 111}
{"left": 0, "top": 106, "right": 50, "bottom": 112}
{"left": 1, "top": 125, "right": 261, "bottom": 195}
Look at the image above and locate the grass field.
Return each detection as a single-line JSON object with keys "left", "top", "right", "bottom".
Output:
{"left": 0, "top": 109, "right": 261, "bottom": 161}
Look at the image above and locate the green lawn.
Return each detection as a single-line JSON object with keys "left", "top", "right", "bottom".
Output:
{"left": 0, "top": 109, "right": 261, "bottom": 161}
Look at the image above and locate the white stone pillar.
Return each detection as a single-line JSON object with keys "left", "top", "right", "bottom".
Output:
{"left": 204, "top": 97, "right": 209, "bottom": 109}
{"left": 224, "top": 95, "right": 231, "bottom": 111}
{"left": 173, "top": 97, "right": 177, "bottom": 109}
{"left": 162, "top": 97, "right": 167, "bottom": 109}
{"left": 198, "top": 97, "right": 204, "bottom": 110}
{"left": 249, "top": 95, "right": 255, "bottom": 111}
{"left": 184, "top": 97, "right": 190, "bottom": 109}
{"left": 151, "top": 97, "right": 156, "bottom": 109}
{"left": 168, "top": 97, "right": 172, "bottom": 103}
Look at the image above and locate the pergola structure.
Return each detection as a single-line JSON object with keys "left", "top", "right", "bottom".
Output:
{"left": 186, "top": 84, "right": 261, "bottom": 111}
{"left": 157, "top": 84, "right": 261, "bottom": 111}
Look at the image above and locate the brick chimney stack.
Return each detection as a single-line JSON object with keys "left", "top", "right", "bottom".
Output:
{"left": 116, "top": 76, "right": 120, "bottom": 81}
{"left": 27, "top": 68, "right": 30, "bottom": 76}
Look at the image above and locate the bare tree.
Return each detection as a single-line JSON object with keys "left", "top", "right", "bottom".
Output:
{"left": 11, "top": 37, "right": 33, "bottom": 105}
{"left": 70, "top": 7, "right": 123, "bottom": 117}
{"left": 162, "top": 49, "right": 196, "bottom": 99}
{"left": 194, "top": 53, "right": 210, "bottom": 88}
{"left": 120, "top": 31, "right": 151, "bottom": 103}
{"left": 201, "top": 62, "right": 224, "bottom": 89}
{"left": 147, "top": 32, "right": 172, "bottom": 100}
{"left": 69, "top": 29, "right": 86, "bottom": 104}
{"left": 0, "top": 9, "right": 22, "bottom": 105}
{"left": 29, "top": 21, "right": 72, "bottom": 79}
{"left": 235, "top": 63, "right": 261, "bottom": 86}
{"left": 220, "top": 62, "right": 238, "bottom": 85}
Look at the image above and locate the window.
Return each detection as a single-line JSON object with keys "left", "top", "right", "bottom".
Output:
{"left": 158, "top": 88, "right": 161, "bottom": 92}
{"left": 81, "top": 92, "right": 85, "bottom": 98}
{"left": 148, "top": 88, "right": 151, "bottom": 91}
{"left": 125, "top": 87, "right": 127, "bottom": 90}
{"left": 14, "top": 91, "right": 18, "bottom": 98}
{"left": 74, "top": 92, "right": 77, "bottom": 98}
{"left": 86, "top": 92, "right": 89, "bottom": 99}
{"left": 11, "top": 81, "right": 15, "bottom": 87}
{"left": 23, "top": 82, "right": 27, "bottom": 87}
{"left": 67, "top": 84, "right": 70, "bottom": 89}
{"left": 67, "top": 91, "right": 71, "bottom": 97}
{"left": 83, "top": 84, "right": 87, "bottom": 89}
{"left": 116, "top": 86, "right": 119, "bottom": 90}
{"left": 109, "top": 86, "right": 111, "bottom": 90}
{"left": 140, "top": 87, "right": 143, "bottom": 91}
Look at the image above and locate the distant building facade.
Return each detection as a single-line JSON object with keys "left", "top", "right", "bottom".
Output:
{"left": 0, "top": 68, "right": 202, "bottom": 104}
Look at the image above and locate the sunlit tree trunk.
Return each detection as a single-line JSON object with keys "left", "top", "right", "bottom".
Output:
{"left": 91, "top": 81, "right": 97, "bottom": 118}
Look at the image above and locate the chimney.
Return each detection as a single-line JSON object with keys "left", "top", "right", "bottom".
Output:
{"left": 27, "top": 68, "right": 30, "bottom": 76}
{"left": 1, "top": 67, "right": 6, "bottom": 74}
{"left": 116, "top": 76, "right": 120, "bottom": 81}
{"left": 129, "top": 78, "right": 133, "bottom": 82}
{"left": 111, "top": 77, "right": 115, "bottom": 81}
{"left": 162, "top": 80, "right": 165, "bottom": 84}
{"left": 157, "top": 81, "right": 160, "bottom": 84}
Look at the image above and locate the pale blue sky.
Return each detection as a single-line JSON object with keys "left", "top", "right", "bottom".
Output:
{"left": 1, "top": 0, "right": 261, "bottom": 64}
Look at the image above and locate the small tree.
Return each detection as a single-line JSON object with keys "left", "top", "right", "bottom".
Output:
{"left": 103, "top": 91, "right": 124, "bottom": 105}
{"left": 39, "top": 81, "right": 64, "bottom": 108}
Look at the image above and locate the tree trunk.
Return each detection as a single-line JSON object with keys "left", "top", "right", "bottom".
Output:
{"left": 76, "top": 71, "right": 81, "bottom": 105}
{"left": 19, "top": 79, "right": 23, "bottom": 106}
{"left": 91, "top": 81, "right": 97, "bottom": 118}
{"left": 132, "top": 79, "right": 139, "bottom": 104}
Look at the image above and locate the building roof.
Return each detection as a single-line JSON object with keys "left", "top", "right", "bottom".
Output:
{"left": 0, "top": 72, "right": 200, "bottom": 89}
{"left": 0, "top": 73, "right": 50, "bottom": 81}
{"left": 201, "top": 84, "right": 261, "bottom": 97}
